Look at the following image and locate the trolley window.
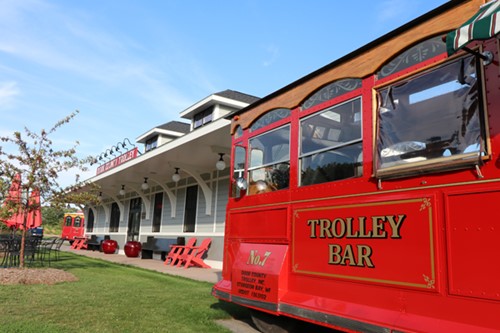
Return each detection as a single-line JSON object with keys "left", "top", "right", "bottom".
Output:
{"left": 74, "top": 216, "right": 82, "bottom": 228}
{"left": 248, "top": 125, "right": 290, "bottom": 194}
{"left": 232, "top": 145, "right": 247, "bottom": 197}
{"left": 300, "top": 98, "right": 362, "bottom": 186}
{"left": 65, "top": 216, "right": 73, "bottom": 226}
{"left": 375, "top": 54, "right": 485, "bottom": 179}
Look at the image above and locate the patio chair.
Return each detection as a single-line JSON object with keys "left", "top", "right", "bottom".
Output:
{"left": 37, "top": 238, "right": 57, "bottom": 266}
{"left": 53, "top": 237, "right": 65, "bottom": 261}
{"left": 176, "top": 238, "right": 212, "bottom": 269}
{"left": 0, "top": 238, "right": 10, "bottom": 267}
{"left": 164, "top": 237, "right": 196, "bottom": 266}
{"left": 24, "top": 237, "right": 41, "bottom": 267}
{"left": 4, "top": 237, "right": 21, "bottom": 267}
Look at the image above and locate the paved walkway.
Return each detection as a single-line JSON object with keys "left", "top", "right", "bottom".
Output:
{"left": 63, "top": 244, "right": 222, "bottom": 283}
{"left": 63, "top": 245, "right": 259, "bottom": 333}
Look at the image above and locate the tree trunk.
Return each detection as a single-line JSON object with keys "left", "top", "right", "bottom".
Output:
{"left": 19, "top": 215, "right": 27, "bottom": 268}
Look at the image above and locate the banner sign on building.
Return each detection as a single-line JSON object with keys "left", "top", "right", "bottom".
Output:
{"left": 96, "top": 148, "right": 138, "bottom": 175}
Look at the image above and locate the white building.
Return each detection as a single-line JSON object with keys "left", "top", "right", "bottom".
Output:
{"left": 79, "top": 90, "right": 259, "bottom": 269}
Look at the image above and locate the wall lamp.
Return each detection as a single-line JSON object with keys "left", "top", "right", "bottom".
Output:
{"left": 141, "top": 177, "right": 149, "bottom": 190}
{"left": 98, "top": 192, "right": 103, "bottom": 202}
{"left": 216, "top": 153, "right": 226, "bottom": 171}
{"left": 119, "top": 185, "right": 125, "bottom": 196}
{"left": 172, "top": 168, "right": 181, "bottom": 182}
{"left": 92, "top": 137, "right": 142, "bottom": 166}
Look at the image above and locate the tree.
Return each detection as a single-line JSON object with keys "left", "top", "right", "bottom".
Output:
{"left": 0, "top": 110, "right": 99, "bottom": 268}
{"left": 41, "top": 206, "right": 66, "bottom": 227}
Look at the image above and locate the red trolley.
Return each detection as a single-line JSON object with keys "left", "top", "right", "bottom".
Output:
{"left": 213, "top": 1, "right": 500, "bottom": 332}
{"left": 61, "top": 212, "right": 85, "bottom": 243}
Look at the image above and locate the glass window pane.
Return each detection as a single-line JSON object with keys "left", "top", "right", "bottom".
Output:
{"left": 232, "top": 146, "right": 246, "bottom": 197}
{"left": 249, "top": 126, "right": 290, "bottom": 168}
{"left": 248, "top": 125, "right": 290, "bottom": 194}
{"left": 301, "top": 143, "right": 363, "bottom": 186}
{"left": 65, "top": 216, "right": 72, "bottom": 226}
{"left": 250, "top": 108, "right": 290, "bottom": 132}
{"left": 376, "top": 55, "right": 484, "bottom": 176}
{"left": 300, "top": 98, "right": 362, "bottom": 186}
{"left": 301, "top": 99, "right": 361, "bottom": 155}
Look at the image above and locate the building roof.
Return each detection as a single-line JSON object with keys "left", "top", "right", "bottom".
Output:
{"left": 214, "top": 89, "right": 260, "bottom": 105}
{"left": 136, "top": 120, "right": 190, "bottom": 143}
{"left": 180, "top": 89, "right": 260, "bottom": 120}
{"left": 156, "top": 121, "right": 190, "bottom": 134}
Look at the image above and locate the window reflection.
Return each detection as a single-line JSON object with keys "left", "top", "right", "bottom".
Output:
{"left": 248, "top": 125, "right": 290, "bottom": 194}
{"left": 300, "top": 98, "right": 363, "bottom": 186}
{"left": 376, "top": 55, "right": 484, "bottom": 178}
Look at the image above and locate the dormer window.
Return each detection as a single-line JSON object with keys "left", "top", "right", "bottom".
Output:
{"left": 193, "top": 106, "right": 214, "bottom": 129}
{"left": 145, "top": 135, "right": 158, "bottom": 152}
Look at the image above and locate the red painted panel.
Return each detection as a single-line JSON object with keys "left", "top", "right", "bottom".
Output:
{"left": 229, "top": 208, "right": 288, "bottom": 240}
{"left": 231, "top": 243, "right": 288, "bottom": 304}
{"left": 446, "top": 190, "right": 500, "bottom": 301}
{"left": 292, "top": 197, "right": 438, "bottom": 290}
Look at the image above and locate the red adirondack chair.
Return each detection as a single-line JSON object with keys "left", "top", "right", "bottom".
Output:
{"left": 177, "top": 238, "right": 212, "bottom": 269}
{"left": 163, "top": 238, "right": 196, "bottom": 266}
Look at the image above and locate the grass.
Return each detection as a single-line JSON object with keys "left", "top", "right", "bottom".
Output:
{"left": 0, "top": 252, "right": 249, "bottom": 333}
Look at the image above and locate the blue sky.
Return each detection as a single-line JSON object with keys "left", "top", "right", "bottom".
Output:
{"left": 0, "top": 0, "right": 448, "bottom": 181}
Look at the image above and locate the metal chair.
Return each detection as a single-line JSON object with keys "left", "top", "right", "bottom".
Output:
{"left": 37, "top": 238, "right": 57, "bottom": 266}
{"left": 53, "top": 238, "right": 66, "bottom": 261}
{"left": 24, "top": 237, "right": 40, "bottom": 267}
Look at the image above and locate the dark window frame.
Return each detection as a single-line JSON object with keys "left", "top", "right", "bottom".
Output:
{"left": 152, "top": 192, "right": 163, "bottom": 233}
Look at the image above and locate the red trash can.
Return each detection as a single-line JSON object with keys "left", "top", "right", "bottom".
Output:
{"left": 124, "top": 241, "right": 142, "bottom": 257}
{"left": 102, "top": 239, "right": 118, "bottom": 254}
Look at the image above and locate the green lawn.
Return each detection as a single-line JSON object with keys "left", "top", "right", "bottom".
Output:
{"left": 0, "top": 252, "right": 248, "bottom": 333}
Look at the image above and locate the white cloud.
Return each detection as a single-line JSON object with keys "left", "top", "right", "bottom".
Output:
{"left": 376, "top": 0, "right": 417, "bottom": 24}
{"left": 0, "top": 81, "right": 20, "bottom": 108}
{"left": 262, "top": 44, "right": 280, "bottom": 67}
{"left": 0, "top": 0, "right": 215, "bottom": 118}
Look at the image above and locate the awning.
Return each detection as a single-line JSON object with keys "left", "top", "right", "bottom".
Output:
{"left": 446, "top": 0, "right": 500, "bottom": 55}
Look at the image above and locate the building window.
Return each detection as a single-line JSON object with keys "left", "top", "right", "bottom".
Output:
{"left": 300, "top": 98, "right": 362, "bottom": 186}
{"left": 86, "top": 210, "right": 94, "bottom": 233}
{"left": 109, "top": 202, "right": 120, "bottom": 232}
{"left": 183, "top": 186, "right": 198, "bottom": 232}
{"left": 145, "top": 136, "right": 158, "bottom": 152}
{"left": 375, "top": 54, "right": 486, "bottom": 179}
{"left": 152, "top": 192, "right": 163, "bottom": 232}
{"left": 193, "top": 106, "right": 214, "bottom": 129}
{"left": 127, "top": 198, "right": 141, "bottom": 241}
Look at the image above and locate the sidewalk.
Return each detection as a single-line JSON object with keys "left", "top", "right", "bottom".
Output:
{"left": 63, "top": 244, "right": 259, "bottom": 333}
{"left": 63, "top": 244, "right": 222, "bottom": 283}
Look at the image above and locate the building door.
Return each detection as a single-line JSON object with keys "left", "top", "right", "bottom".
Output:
{"left": 183, "top": 185, "right": 198, "bottom": 232}
{"left": 127, "top": 198, "right": 142, "bottom": 241}
{"left": 109, "top": 203, "right": 120, "bottom": 232}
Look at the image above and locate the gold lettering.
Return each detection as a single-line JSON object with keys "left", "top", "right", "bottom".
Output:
{"left": 332, "top": 218, "right": 346, "bottom": 238}
{"left": 371, "top": 216, "right": 387, "bottom": 238}
{"left": 357, "top": 245, "right": 374, "bottom": 268}
{"left": 328, "top": 244, "right": 342, "bottom": 264}
{"left": 386, "top": 214, "right": 406, "bottom": 238}
{"left": 319, "top": 219, "right": 333, "bottom": 238}
{"left": 307, "top": 219, "right": 319, "bottom": 238}
{"left": 345, "top": 217, "right": 359, "bottom": 238}
{"left": 340, "top": 244, "right": 355, "bottom": 266}
{"left": 358, "top": 216, "right": 371, "bottom": 237}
